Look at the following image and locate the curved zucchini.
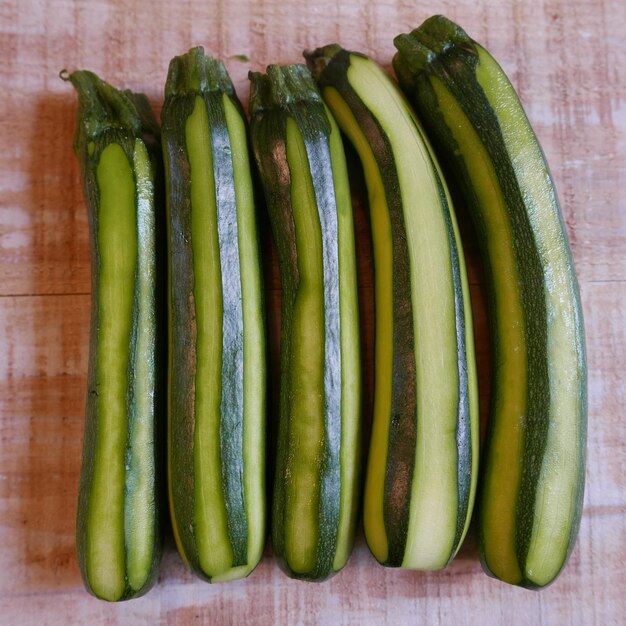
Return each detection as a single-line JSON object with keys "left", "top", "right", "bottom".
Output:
{"left": 306, "top": 46, "right": 479, "bottom": 570}
{"left": 70, "top": 71, "right": 164, "bottom": 601}
{"left": 161, "top": 48, "right": 266, "bottom": 583}
{"left": 393, "top": 15, "right": 587, "bottom": 588}
{"left": 249, "top": 65, "right": 361, "bottom": 581}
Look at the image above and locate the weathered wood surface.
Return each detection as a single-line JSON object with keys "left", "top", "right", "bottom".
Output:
{"left": 1, "top": 0, "right": 625, "bottom": 624}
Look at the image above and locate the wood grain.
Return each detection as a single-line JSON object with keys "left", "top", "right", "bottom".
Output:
{"left": 1, "top": 0, "right": 625, "bottom": 624}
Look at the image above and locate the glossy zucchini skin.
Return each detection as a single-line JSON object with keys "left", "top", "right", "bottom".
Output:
{"left": 161, "top": 48, "right": 266, "bottom": 583}
{"left": 249, "top": 65, "right": 361, "bottom": 581}
{"left": 306, "top": 46, "right": 479, "bottom": 570}
{"left": 393, "top": 15, "right": 587, "bottom": 588}
{"left": 71, "top": 70, "right": 164, "bottom": 601}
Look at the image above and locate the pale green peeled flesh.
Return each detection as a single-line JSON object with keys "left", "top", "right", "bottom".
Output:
{"left": 283, "top": 117, "right": 326, "bottom": 574}
{"left": 87, "top": 142, "right": 137, "bottom": 602}
{"left": 185, "top": 95, "right": 233, "bottom": 578}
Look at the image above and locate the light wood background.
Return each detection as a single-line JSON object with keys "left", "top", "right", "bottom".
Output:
{"left": 1, "top": 0, "right": 624, "bottom": 624}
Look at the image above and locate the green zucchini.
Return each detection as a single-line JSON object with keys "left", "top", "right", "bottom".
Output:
{"left": 161, "top": 48, "right": 266, "bottom": 583}
{"left": 249, "top": 65, "right": 361, "bottom": 581}
{"left": 393, "top": 15, "right": 587, "bottom": 588}
{"left": 70, "top": 70, "right": 164, "bottom": 601}
{"left": 306, "top": 46, "right": 479, "bottom": 570}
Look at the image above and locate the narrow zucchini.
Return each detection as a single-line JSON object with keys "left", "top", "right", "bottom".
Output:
{"left": 306, "top": 46, "right": 479, "bottom": 570}
{"left": 249, "top": 65, "right": 361, "bottom": 581}
{"left": 161, "top": 48, "right": 266, "bottom": 583}
{"left": 70, "top": 70, "right": 163, "bottom": 601}
{"left": 393, "top": 15, "right": 587, "bottom": 588}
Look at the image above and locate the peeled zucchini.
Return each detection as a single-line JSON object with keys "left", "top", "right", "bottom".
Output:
{"left": 394, "top": 15, "right": 587, "bottom": 588}
{"left": 161, "top": 48, "right": 266, "bottom": 583}
{"left": 307, "top": 45, "right": 479, "bottom": 570}
{"left": 249, "top": 65, "right": 361, "bottom": 581}
{"left": 70, "top": 70, "right": 164, "bottom": 601}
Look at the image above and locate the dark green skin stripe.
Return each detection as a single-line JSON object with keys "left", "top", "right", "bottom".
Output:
{"left": 313, "top": 50, "right": 417, "bottom": 567}
{"left": 71, "top": 70, "right": 163, "bottom": 601}
{"left": 249, "top": 102, "right": 293, "bottom": 569}
{"left": 162, "top": 50, "right": 251, "bottom": 577}
{"left": 249, "top": 65, "right": 343, "bottom": 580}
{"left": 206, "top": 93, "right": 247, "bottom": 567}
{"left": 162, "top": 92, "right": 200, "bottom": 573}
{"left": 393, "top": 16, "right": 584, "bottom": 585}
{"left": 247, "top": 79, "right": 296, "bottom": 570}
{"left": 300, "top": 111, "right": 342, "bottom": 578}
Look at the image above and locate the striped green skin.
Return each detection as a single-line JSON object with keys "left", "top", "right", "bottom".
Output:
{"left": 306, "top": 47, "right": 478, "bottom": 570}
{"left": 161, "top": 48, "right": 266, "bottom": 583}
{"left": 71, "top": 71, "right": 164, "bottom": 602}
{"left": 393, "top": 15, "right": 587, "bottom": 588}
{"left": 249, "top": 65, "right": 361, "bottom": 581}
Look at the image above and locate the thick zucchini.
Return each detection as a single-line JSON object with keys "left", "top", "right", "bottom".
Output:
{"left": 306, "top": 46, "right": 479, "bottom": 570}
{"left": 70, "top": 70, "right": 163, "bottom": 601}
{"left": 393, "top": 15, "right": 587, "bottom": 588}
{"left": 161, "top": 48, "right": 266, "bottom": 583}
{"left": 249, "top": 65, "right": 361, "bottom": 581}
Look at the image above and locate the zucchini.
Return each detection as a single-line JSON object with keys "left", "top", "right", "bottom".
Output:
{"left": 70, "top": 70, "right": 164, "bottom": 601}
{"left": 306, "top": 46, "right": 479, "bottom": 570}
{"left": 161, "top": 48, "right": 266, "bottom": 583}
{"left": 249, "top": 65, "right": 361, "bottom": 581}
{"left": 393, "top": 15, "right": 587, "bottom": 588}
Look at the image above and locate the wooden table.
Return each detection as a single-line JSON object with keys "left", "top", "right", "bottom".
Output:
{"left": 1, "top": 0, "right": 624, "bottom": 623}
